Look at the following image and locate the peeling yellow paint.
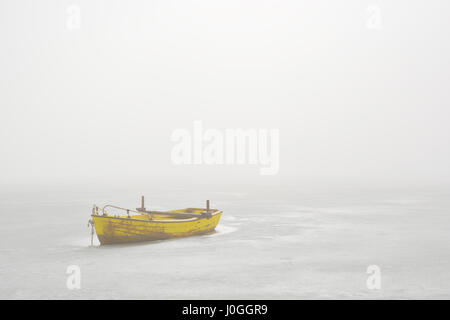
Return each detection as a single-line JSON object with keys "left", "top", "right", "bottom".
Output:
{"left": 92, "top": 208, "right": 222, "bottom": 245}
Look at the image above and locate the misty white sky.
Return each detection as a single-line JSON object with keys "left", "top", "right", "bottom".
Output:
{"left": 1, "top": 0, "right": 449, "bottom": 188}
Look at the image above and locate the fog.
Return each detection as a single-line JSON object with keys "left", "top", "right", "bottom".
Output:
{"left": 3, "top": 1, "right": 450, "bottom": 300}
{"left": 1, "top": 0, "right": 450, "bottom": 189}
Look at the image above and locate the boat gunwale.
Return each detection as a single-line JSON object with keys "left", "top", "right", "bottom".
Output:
{"left": 91, "top": 210, "right": 222, "bottom": 223}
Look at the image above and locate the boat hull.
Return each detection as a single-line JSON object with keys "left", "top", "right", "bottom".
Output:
{"left": 92, "top": 211, "right": 222, "bottom": 245}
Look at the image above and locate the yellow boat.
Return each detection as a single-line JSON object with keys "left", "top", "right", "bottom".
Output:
{"left": 89, "top": 197, "right": 222, "bottom": 245}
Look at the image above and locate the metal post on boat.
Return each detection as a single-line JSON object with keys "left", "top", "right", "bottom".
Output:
{"left": 206, "top": 200, "right": 211, "bottom": 218}
{"left": 137, "top": 196, "right": 146, "bottom": 212}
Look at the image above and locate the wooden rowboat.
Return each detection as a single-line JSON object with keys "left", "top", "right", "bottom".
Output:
{"left": 89, "top": 197, "right": 222, "bottom": 245}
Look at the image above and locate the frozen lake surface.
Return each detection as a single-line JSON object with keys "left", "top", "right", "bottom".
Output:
{"left": 1, "top": 185, "right": 450, "bottom": 299}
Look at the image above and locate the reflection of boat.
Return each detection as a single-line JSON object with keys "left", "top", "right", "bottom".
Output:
{"left": 89, "top": 197, "right": 222, "bottom": 245}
